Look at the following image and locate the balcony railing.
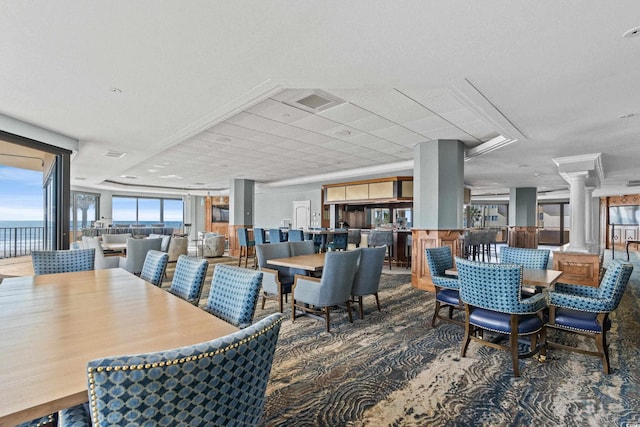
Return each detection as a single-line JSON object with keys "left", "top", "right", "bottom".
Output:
{"left": 0, "top": 227, "right": 45, "bottom": 258}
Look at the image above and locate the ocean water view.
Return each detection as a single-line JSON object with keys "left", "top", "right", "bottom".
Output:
{"left": 0, "top": 221, "right": 185, "bottom": 258}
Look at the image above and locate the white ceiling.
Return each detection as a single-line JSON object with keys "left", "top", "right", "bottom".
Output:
{"left": 1, "top": 2, "right": 640, "bottom": 198}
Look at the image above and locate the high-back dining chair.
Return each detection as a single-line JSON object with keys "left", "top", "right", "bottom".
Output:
{"left": 269, "top": 228, "right": 285, "bottom": 243}
{"left": 499, "top": 247, "right": 549, "bottom": 269}
{"left": 326, "top": 231, "right": 348, "bottom": 251}
{"left": 291, "top": 250, "right": 360, "bottom": 332}
{"left": 168, "top": 255, "right": 209, "bottom": 305}
{"left": 256, "top": 242, "right": 293, "bottom": 313}
{"left": 351, "top": 246, "right": 386, "bottom": 319}
{"left": 456, "top": 258, "right": 547, "bottom": 377}
{"left": 204, "top": 264, "right": 263, "bottom": 328}
{"left": 425, "top": 246, "right": 463, "bottom": 327}
{"left": 139, "top": 249, "right": 169, "bottom": 287}
{"left": 31, "top": 249, "right": 95, "bottom": 275}
{"left": 81, "top": 236, "right": 120, "bottom": 269}
{"left": 58, "top": 313, "right": 284, "bottom": 427}
{"left": 237, "top": 227, "right": 255, "bottom": 268}
{"left": 254, "top": 227, "right": 267, "bottom": 244}
{"left": 546, "top": 259, "right": 633, "bottom": 373}
{"left": 118, "top": 238, "right": 163, "bottom": 275}
{"left": 287, "top": 229, "right": 304, "bottom": 242}
{"left": 368, "top": 230, "right": 393, "bottom": 269}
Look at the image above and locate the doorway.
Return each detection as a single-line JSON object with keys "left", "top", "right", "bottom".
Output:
{"left": 293, "top": 201, "right": 310, "bottom": 229}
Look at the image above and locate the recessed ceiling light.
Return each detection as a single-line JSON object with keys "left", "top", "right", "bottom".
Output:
{"left": 104, "top": 150, "right": 126, "bottom": 158}
{"left": 335, "top": 130, "right": 351, "bottom": 137}
{"left": 533, "top": 172, "right": 541, "bottom": 177}
{"left": 120, "top": 175, "right": 137, "bottom": 179}
{"left": 75, "top": 177, "right": 86, "bottom": 180}
{"left": 109, "top": 87, "right": 122, "bottom": 93}
{"left": 518, "top": 164, "right": 529, "bottom": 168}
{"left": 148, "top": 169, "right": 157, "bottom": 173}
{"left": 153, "top": 164, "right": 165, "bottom": 169}
{"left": 618, "top": 113, "right": 636, "bottom": 119}
{"left": 282, "top": 113, "right": 291, "bottom": 118}
{"left": 623, "top": 26, "right": 640, "bottom": 38}
{"left": 159, "top": 174, "right": 183, "bottom": 179}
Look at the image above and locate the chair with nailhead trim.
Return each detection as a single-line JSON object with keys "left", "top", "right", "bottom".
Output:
{"left": 204, "top": 264, "right": 263, "bottom": 328}
{"left": 425, "top": 246, "right": 463, "bottom": 327}
{"left": 546, "top": 259, "right": 633, "bottom": 374}
{"left": 139, "top": 250, "right": 169, "bottom": 287}
{"left": 456, "top": 257, "right": 547, "bottom": 377}
{"left": 499, "top": 247, "right": 550, "bottom": 269}
{"left": 168, "top": 255, "right": 209, "bottom": 305}
{"left": 14, "top": 413, "right": 57, "bottom": 427}
{"left": 58, "top": 313, "right": 283, "bottom": 427}
{"left": 31, "top": 249, "right": 95, "bottom": 275}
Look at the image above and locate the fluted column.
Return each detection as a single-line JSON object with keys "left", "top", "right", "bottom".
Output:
{"left": 585, "top": 187, "right": 594, "bottom": 243}
{"left": 566, "top": 172, "right": 589, "bottom": 252}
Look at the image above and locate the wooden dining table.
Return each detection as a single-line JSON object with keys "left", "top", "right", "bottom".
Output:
{"left": 0, "top": 268, "right": 239, "bottom": 426}
{"left": 444, "top": 267, "right": 563, "bottom": 288}
{"left": 268, "top": 252, "right": 326, "bottom": 272}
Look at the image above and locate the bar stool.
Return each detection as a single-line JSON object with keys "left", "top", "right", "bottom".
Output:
{"left": 368, "top": 229, "right": 393, "bottom": 270}
{"left": 237, "top": 227, "right": 255, "bottom": 268}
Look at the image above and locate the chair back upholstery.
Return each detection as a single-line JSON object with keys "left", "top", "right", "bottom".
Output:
{"left": 169, "top": 255, "right": 209, "bottom": 305}
{"left": 101, "top": 233, "right": 132, "bottom": 244}
{"left": 83, "top": 313, "right": 283, "bottom": 426}
{"left": 148, "top": 233, "right": 171, "bottom": 252}
{"left": 551, "top": 259, "right": 633, "bottom": 313}
{"left": 329, "top": 232, "right": 348, "bottom": 250}
{"left": 205, "top": 264, "right": 263, "bottom": 328}
{"left": 269, "top": 228, "right": 284, "bottom": 243}
{"left": 456, "top": 258, "right": 545, "bottom": 314}
{"left": 82, "top": 236, "right": 120, "bottom": 270}
{"left": 254, "top": 227, "right": 267, "bottom": 244}
{"left": 500, "top": 247, "right": 550, "bottom": 269}
{"left": 140, "top": 250, "right": 169, "bottom": 287}
{"left": 369, "top": 230, "right": 393, "bottom": 247}
{"left": 167, "top": 236, "right": 188, "bottom": 262}
{"left": 289, "top": 240, "right": 315, "bottom": 256}
{"left": 119, "top": 238, "right": 163, "bottom": 275}
{"left": 351, "top": 246, "right": 386, "bottom": 296}
{"left": 287, "top": 229, "right": 304, "bottom": 242}
{"left": 313, "top": 250, "right": 360, "bottom": 306}
{"left": 32, "top": 249, "right": 95, "bottom": 275}
{"left": 348, "top": 229, "right": 362, "bottom": 246}
{"left": 425, "top": 246, "right": 459, "bottom": 290}
{"left": 237, "top": 228, "right": 250, "bottom": 246}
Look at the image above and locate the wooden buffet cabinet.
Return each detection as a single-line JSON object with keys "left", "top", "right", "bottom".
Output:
{"left": 552, "top": 243, "right": 601, "bottom": 287}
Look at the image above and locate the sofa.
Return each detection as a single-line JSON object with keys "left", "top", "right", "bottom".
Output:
{"left": 203, "top": 233, "right": 225, "bottom": 258}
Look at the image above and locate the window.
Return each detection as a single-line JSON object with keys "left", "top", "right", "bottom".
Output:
{"left": 112, "top": 196, "right": 183, "bottom": 227}
{"left": 70, "top": 191, "right": 99, "bottom": 239}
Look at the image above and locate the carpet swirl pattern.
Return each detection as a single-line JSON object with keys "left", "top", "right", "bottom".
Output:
{"left": 243, "top": 260, "right": 640, "bottom": 426}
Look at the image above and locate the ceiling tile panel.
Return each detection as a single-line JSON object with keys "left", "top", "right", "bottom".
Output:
{"left": 209, "top": 123, "right": 263, "bottom": 140}
{"left": 318, "top": 103, "right": 371, "bottom": 123}
{"left": 348, "top": 115, "right": 397, "bottom": 132}
{"left": 246, "top": 98, "right": 312, "bottom": 123}
{"left": 290, "top": 115, "right": 340, "bottom": 132}
{"left": 225, "top": 112, "right": 282, "bottom": 132}
{"left": 403, "top": 115, "right": 451, "bottom": 133}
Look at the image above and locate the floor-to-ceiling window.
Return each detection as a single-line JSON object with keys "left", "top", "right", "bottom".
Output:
{"left": 70, "top": 191, "right": 99, "bottom": 242}
{"left": 112, "top": 196, "right": 183, "bottom": 228}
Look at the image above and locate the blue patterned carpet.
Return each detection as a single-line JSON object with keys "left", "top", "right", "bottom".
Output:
{"left": 250, "top": 251, "right": 640, "bottom": 426}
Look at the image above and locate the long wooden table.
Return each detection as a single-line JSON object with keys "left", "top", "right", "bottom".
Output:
{"left": 0, "top": 268, "right": 239, "bottom": 426}
{"left": 444, "top": 267, "right": 563, "bottom": 288}
{"left": 268, "top": 253, "right": 326, "bottom": 272}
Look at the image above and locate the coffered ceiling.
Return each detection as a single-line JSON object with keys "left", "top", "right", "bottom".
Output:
{"left": 1, "top": 2, "right": 640, "bottom": 198}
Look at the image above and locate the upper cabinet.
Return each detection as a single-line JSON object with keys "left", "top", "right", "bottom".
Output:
{"left": 323, "top": 176, "right": 413, "bottom": 204}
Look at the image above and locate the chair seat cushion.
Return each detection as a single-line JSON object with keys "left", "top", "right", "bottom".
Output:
{"left": 552, "top": 307, "right": 610, "bottom": 333}
{"left": 469, "top": 308, "right": 543, "bottom": 335}
{"left": 436, "top": 288, "right": 460, "bottom": 306}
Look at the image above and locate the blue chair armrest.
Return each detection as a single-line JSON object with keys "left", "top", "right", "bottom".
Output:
{"left": 513, "top": 292, "right": 546, "bottom": 314}
{"left": 548, "top": 291, "right": 611, "bottom": 313}
{"left": 432, "top": 276, "right": 459, "bottom": 290}
{"left": 554, "top": 283, "right": 599, "bottom": 298}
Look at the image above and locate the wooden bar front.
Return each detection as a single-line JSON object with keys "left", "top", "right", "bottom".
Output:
{"left": 553, "top": 243, "right": 601, "bottom": 287}
{"left": 508, "top": 226, "right": 539, "bottom": 248}
{"left": 411, "top": 228, "right": 465, "bottom": 293}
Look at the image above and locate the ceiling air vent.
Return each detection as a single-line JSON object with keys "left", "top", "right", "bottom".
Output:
{"left": 104, "top": 150, "right": 126, "bottom": 158}
{"left": 627, "top": 180, "right": 640, "bottom": 187}
{"left": 282, "top": 90, "right": 345, "bottom": 113}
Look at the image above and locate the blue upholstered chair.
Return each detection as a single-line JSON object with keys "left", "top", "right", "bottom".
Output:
{"left": 204, "top": 264, "right": 263, "bottom": 328}
{"left": 425, "top": 246, "right": 463, "bottom": 327}
{"left": 292, "top": 250, "right": 360, "bottom": 332}
{"left": 348, "top": 229, "right": 362, "bottom": 248}
{"left": 15, "top": 414, "right": 57, "bottom": 427}
{"left": 368, "top": 229, "right": 393, "bottom": 269}
{"left": 118, "top": 237, "right": 163, "bottom": 275}
{"left": 58, "top": 313, "right": 284, "bottom": 427}
{"left": 456, "top": 258, "right": 547, "bottom": 377}
{"left": 546, "top": 259, "right": 633, "bottom": 374}
{"left": 351, "top": 246, "right": 386, "bottom": 319}
{"left": 256, "top": 242, "right": 294, "bottom": 313}
{"left": 168, "top": 255, "right": 209, "bottom": 305}
{"left": 499, "top": 247, "right": 550, "bottom": 269}
{"left": 237, "top": 227, "right": 255, "bottom": 268}
{"left": 326, "top": 231, "right": 348, "bottom": 251}
{"left": 139, "top": 249, "right": 169, "bottom": 287}
{"left": 254, "top": 227, "right": 267, "bottom": 244}
{"left": 269, "top": 228, "right": 285, "bottom": 244}
{"left": 287, "top": 229, "right": 304, "bottom": 242}
{"left": 31, "top": 249, "right": 95, "bottom": 275}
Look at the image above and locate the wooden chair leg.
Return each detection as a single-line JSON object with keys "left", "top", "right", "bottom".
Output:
{"left": 374, "top": 292, "right": 381, "bottom": 311}
{"left": 238, "top": 247, "right": 243, "bottom": 266}
{"left": 461, "top": 319, "right": 472, "bottom": 357}
{"left": 325, "top": 306, "right": 331, "bottom": 332}
{"left": 261, "top": 294, "right": 266, "bottom": 310}
{"left": 432, "top": 301, "right": 442, "bottom": 327}
{"left": 346, "top": 301, "right": 353, "bottom": 323}
{"left": 596, "top": 332, "right": 609, "bottom": 374}
{"left": 278, "top": 293, "right": 284, "bottom": 313}
{"left": 358, "top": 296, "right": 364, "bottom": 320}
{"left": 510, "top": 315, "right": 520, "bottom": 377}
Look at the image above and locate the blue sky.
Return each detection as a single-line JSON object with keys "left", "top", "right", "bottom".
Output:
{"left": 0, "top": 165, "right": 43, "bottom": 221}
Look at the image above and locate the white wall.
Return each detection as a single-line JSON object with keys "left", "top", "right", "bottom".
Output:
{"left": 255, "top": 185, "right": 322, "bottom": 228}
